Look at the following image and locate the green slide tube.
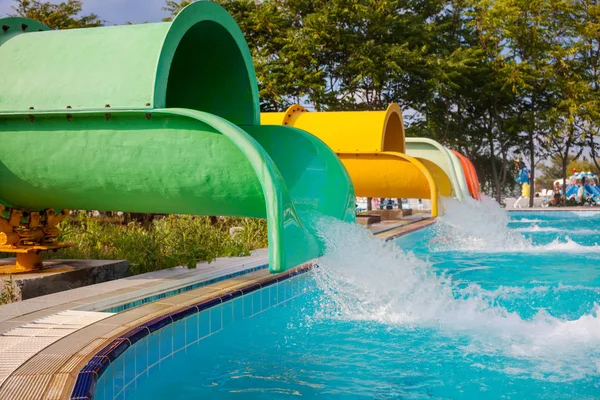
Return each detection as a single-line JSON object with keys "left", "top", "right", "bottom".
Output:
{"left": 0, "top": 2, "right": 355, "bottom": 273}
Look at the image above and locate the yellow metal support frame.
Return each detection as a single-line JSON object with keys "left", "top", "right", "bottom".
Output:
{"left": 0, "top": 205, "right": 74, "bottom": 273}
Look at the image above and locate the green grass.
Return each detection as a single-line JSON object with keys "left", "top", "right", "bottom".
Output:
{"left": 46, "top": 213, "right": 268, "bottom": 276}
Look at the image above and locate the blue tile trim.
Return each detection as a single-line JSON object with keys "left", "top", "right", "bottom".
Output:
{"left": 71, "top": 372, "right": 96, "bottom": 399}
{"left": 118, "top": 326, "right": 150, "bottom": 343}
{"left": 219, "top": 289, "right": 243, "bottom": 302}
{"left": 70, "top": 262, "right": 314, "bottom": 400}
{"left": 96, "top": 338, "right": 130, "bottom": 362}
{"left": 192, "top": 297, "right": 221, "bottom": 311}
{"left": 79, "top": 356, "right": 110, "bottom": 376}
{"left": 169, "top": 305, "right": 199, "bottom": 322}
{"left": 143, "top": 316, "right": 173, "bottom": 333}
{"left": 241, "top": 283, "right": 261, "bottom": 295}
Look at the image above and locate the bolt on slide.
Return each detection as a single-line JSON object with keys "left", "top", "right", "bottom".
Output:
{"left": 0, "top": 2, "right": 355, "bottom": 273}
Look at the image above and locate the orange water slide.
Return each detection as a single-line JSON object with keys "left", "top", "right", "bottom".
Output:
{"left": 451, "top": 150, "right": 482, "bottom": 200}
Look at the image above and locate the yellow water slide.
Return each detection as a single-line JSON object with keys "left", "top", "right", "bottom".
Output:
{"left": 261, "top": 104, "right": 442, "bottom": 217}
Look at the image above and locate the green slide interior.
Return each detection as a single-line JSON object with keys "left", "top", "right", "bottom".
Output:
{"left": 0, "top": 2, "right": 355, "bottom": 273}
{"left": 165, "top": 21, "right": 256, "bottom": 125}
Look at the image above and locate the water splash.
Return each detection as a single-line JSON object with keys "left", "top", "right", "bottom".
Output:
{"left": 312, "top": 216, "right": 600, "bottom": 381}
{"left": 433, "top": 197, "right": 531, "bottom": 251}
{"left": 433, "top": 197, "right": 600, "bottom": 252}
{"left": 513, "top": 218, "right": 543, "bottom": 223}
{"left": 514, "top": 224, "right": 599, "bottom": 235}
{"left": 514, "top": 224, "right": 560, "bottom": 233}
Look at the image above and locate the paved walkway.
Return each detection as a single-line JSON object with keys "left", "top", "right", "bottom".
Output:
{"left": 0, "top": 310, "right": 113, "bottom": 387}
{"left": 0, "top": 249, "right": 268, "bottom": 331}
{"left": 366, "top": 213, "right": 431, "bottom": 235}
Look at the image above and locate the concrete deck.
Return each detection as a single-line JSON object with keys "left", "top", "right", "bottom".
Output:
{"left": 0, "top": 260, "right": 129, "bottom": 301}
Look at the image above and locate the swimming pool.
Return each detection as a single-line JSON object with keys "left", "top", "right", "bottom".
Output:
{"left": 92, "top": 206, "right": 600, "bottom": 399}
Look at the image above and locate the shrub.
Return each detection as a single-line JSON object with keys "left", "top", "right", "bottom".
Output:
{"left": 0, "top": 276, "right": 17, "bottom": 305}
{"left": 46, "top": 213, "right": 268, "bottom": 275}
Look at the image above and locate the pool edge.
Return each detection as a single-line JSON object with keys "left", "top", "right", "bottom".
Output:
{"left": 377, "top": 218, "right": 436, "bottom": 241}
{"left": 69, "top": 261, "right": 314, "bottom": 400}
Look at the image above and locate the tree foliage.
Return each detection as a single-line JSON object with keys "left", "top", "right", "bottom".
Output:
{"left": 11, "top": 0, "right": 103, "bottom": 29}
{"left": 134, "top": 0, "right": 600, "bottom": 201}
{"left": 162, "top": 0, "right": 192, "bottom": 22}
{"left": 11, "top": 0, "right": 600, "bottom": 202}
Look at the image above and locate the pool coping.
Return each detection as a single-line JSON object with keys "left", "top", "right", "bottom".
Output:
{"left": 0, "top": 216, "right": 434, "bottom": 400}
{"left": 70, "top": 262, "right": 314, "bottom": 400}
{"left": 377, "top": 218, "right": 436, "bottom": 241}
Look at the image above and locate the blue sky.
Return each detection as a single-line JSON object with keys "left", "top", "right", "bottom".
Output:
{"left": 0, "top": 0, "right": 168, "bottom": 25}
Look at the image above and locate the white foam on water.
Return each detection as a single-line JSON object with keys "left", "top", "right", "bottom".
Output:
{"left": 433, "top": 197, "right": 600, "bottom": 253}
{"left": 513, "top": 218, "right": 543, "bottom": 223}
{"left": 514, "top": 224, "right": 598, "bottom": 235}
{"left": 514, "top": 224, "right": 560, "bottom": 233}
{"left": 312, "top": 216, "right": 600, "bottom": 382}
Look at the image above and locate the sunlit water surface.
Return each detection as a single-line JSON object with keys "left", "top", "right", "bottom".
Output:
{"left": 126, "top": 199, "right": 600, "bottom": 399}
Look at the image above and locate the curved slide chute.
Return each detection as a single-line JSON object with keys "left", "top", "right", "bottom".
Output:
{"left": 451, "top": 150, "right": 482, "bottom": 200}
{"left": 0, "top": 2, "right": 355, "bottom": 273}
{"left": 261, "top": 104, "right": 441, "bottom": 217}
{"left": 405, "top": 138, "right": 473, "bottom": 201}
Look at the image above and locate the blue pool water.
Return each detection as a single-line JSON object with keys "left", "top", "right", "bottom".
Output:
{"left": 99, "top": 202, "right": 600, "bottom": 399}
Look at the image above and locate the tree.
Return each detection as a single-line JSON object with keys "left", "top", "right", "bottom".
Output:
{"left": 11, "top": 0, "right": 103, "bottom": 29}
{"left": 403, "top": 0, "right": 523, "bottom": 202}
{"left": 162, "top": 0, "right": 306, "bottom": 111}
{"left": 575, "top": 0, "right": 600, "bottom": 174}
{"left": 542, "top": 121, "right": 585, "bottom": 194}
{"left": 487, "top": 0, "right": 570, "bottom": 206}
{"left": 216, "top": 0, "right": 319, "bottom": 111}
{"left": 288, "top": 0, "right": 467, "bottom": 112}
{"left": 162, "top": 0, "right": 193, "bottom": 22}
{"left": 158, "top": 0, "right": 600, "bottom": 203}
{"left": 569, "top": 156, "right": 600, "bottom": 175}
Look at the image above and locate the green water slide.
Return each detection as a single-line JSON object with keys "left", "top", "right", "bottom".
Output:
{"left": 405, "top": 138, "right": 470, "bottom": 201}
{"left": 0, "top": 2, "right": 355, "bottom": 273}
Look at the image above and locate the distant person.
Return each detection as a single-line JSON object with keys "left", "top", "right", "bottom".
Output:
{"left": 551, "top": 182, "right": 561, "bottom": 206}
{"left": 578, "top": 177, "right": 587, "bottom": 205}
{"left": 567, "top": 179, "right": 580, "bottom": 200}
{"left": 513, "top": 159, "right": 531, "bottom": 208}
{"left": 553, "top": 182, "right": 560, "bottom": 195}
{"left": 385, "top": 199, "right": 394, "bottom": 210}
{"left": 589, "top": 179, "right": 600, "bottom": 197}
